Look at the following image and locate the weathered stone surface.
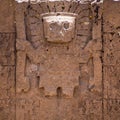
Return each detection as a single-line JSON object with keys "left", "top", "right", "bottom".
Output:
{"left": 103, "top": 1, "right": 120, "bottom": 120}
{"left": 0, "top": 0, "right": 15, "bottom": 32}
{"left": 0, "top": 99, "right": 15, "bottom": 120}
{"left": 104, "top": 99, "right": 120, "bottom": 120}
{"left": 0, "top": 33, "right": 15, "bottom": 65}
{"left": 0, "top": 66, "right": 15, "bottom": 99}
{"left": 15, "top": 96, "right": 102, "bottom": 120}
{"left": 0, "top": 0, "right": 120, "bottom": 120}
{"left": 103, "top": 0, "right": 120, "bottom": 100}
{"left": 0, "top": 1, "right": 15, "bottom": 119}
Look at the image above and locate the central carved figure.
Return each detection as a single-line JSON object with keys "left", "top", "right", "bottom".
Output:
{"left": 16, "top": 12, "right": 81, "bottom": 97}
{"left": 16, "top": 1, "right": 101, "bottom": 98}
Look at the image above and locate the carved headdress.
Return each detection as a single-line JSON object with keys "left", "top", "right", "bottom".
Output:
{"left": 41, "top": 12, "right": 77, "bottom": 43}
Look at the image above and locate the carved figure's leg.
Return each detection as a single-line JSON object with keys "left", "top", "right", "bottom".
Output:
{"left": 92, "top": 51, "right": 102, "bottom": 93}
{"left": 44, "top": 87, "right": 56, "bottom": 97}
{"left": 63, "top": 87, "right": 74, "bottom": 98}
{"left": 16, "top": 52, "right": 30, "bottom": 93}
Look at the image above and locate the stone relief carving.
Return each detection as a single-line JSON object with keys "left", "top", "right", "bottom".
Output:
{"left": 1, "top": 0, "right": 120, "bottom": 120}
{"left": 15, "top": 1, "right": 102, "bottom": 98}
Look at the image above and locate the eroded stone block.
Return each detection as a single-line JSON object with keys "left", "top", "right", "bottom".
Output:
{"left": 104, "top": 99, "right": 120, "bottom": 120}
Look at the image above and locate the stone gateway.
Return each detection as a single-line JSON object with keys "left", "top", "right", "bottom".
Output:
{"left": 0, "top": 0, "right": 120, "bottom": 120}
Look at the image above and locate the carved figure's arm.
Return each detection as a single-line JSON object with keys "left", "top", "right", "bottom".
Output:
{"left": 16, "top": 39, "right": 40, "bottom": 93}
{"left": 16, "top": 39, "right": 40, "bottom": 64}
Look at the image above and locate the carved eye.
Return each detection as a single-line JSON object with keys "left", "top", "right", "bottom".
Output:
{"left": 49, "top": 22, "right": 58, "bottom": 30}
{"left": 49, "top": 22, "right": 62, "bottom": 31}
{"left": 63, "top": 22, "right": 69, "bottom": 30}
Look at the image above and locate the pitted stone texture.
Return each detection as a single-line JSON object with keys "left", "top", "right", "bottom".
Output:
{"left": 0, "top": 0, "right": 15, "bottom": 32}
{"left": 15, "top": 97, "right": 102, "bottom": 120}
{"left": 103, "top": 0, "right": 120, "bottom": 100}
{"left": 103, "top": 1, "right": 120, "bottom": 120}
{"left": 0, "top": 1, "right": 15, "bottom": 119}
{"left": 0, "top": 33, "right": 15, "bottom": 65}
{"left": 104, "top": 99, "right": 120, "bottom": 120}
{"left": 0, "top": 66, "right": 15, "bottom": 99}
{"left": 39, "top": 53, "right": 80, "bottom": 97}
{"left": 0, "top": 99, "right": 15, "bottom": 120}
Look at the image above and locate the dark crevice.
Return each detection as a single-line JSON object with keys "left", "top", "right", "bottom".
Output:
{"left": 73, "top": 86, "right": 79, "bottom": 98}
{"left": 14, "top": 2, "right": 17, "bottom": 120}
{"left": 68, "top": 4, "right": 72, "bottom": 12}
{"left": 94, "top": 5, "right": 100, "bottom": 24}
{"left": 24, "top": 12, "right": 31, "bottom": 42}
{"left": 73, "top": 2, "right": 80, "bottom": 13}
{"left": 38, "top": 4, "right": 44, "bottom": 13}
{"left": 57, "top": 87, "right": 62, "bottom": 99}
{"left": 101, "top": 8, "right": 104, "bottom": 120}
{"left": 47, "top": 4, "right": 51, "bottom": 12}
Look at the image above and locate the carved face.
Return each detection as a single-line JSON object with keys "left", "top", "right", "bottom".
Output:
{"left": 42, "top": 13, "right": 76, "bottom": 43}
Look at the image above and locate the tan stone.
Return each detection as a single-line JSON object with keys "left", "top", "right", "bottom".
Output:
{"left": 0, "top": 0, "right": 120, "bottom": 120}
